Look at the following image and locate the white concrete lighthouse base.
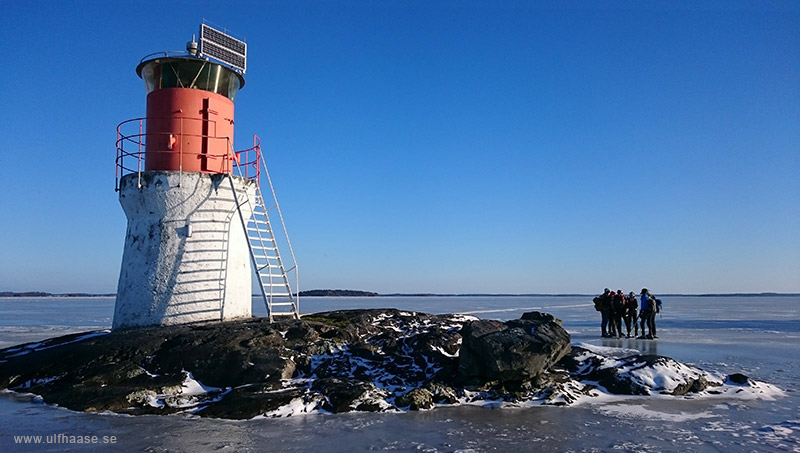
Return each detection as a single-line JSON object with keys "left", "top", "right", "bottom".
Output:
{"left": 113, "top": 171, "right": 255, "bottom": 329}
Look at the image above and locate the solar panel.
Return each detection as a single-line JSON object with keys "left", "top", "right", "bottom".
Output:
{"left": 199, "top": 23, "right": 247, "bottom": 73}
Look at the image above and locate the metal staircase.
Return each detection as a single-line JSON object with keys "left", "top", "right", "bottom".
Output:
{"left": 231, "top": 138, "right": 299, "bottom": 322}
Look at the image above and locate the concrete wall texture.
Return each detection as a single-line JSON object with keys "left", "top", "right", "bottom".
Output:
{"left": 113, "top": 171, "right": 255, "bottom": 329}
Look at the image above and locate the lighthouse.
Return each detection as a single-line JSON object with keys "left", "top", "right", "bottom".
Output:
{"left": 113, "top": 23, "right": 299, "bottom": 329}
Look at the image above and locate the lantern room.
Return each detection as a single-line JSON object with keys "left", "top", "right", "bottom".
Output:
{"left": 135, "top": 55, "right": 245, "bottom": 174}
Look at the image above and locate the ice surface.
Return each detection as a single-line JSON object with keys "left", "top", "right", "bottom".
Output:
{"left": 598, "top": 403, "right": 717, "bottom": 421}
{"left": 574, "top": 341, "right": 640, "bottom": 357}
{"left": 1, "top": 295, "right": 798, "bottom": 452}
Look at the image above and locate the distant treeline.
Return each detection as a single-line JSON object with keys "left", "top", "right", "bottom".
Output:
{"left": 298, "top": 289, "right": 379, "bottom": 297}
{"left": 0, "top": 292, "right": 115, "bottom": 298}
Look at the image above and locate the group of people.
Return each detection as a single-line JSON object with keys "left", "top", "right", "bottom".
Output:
{"left": 593, "top": 288, "right": 661, "bottom": 339}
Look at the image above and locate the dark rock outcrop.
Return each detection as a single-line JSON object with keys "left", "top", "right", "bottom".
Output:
{"left": 458, "top": 312, "right": 571, "bottom": 385}
{"left": 0, "top": 309, "right": 767, "bottom": 418}
{"left": 0, "top": 309, "right": 479, "bottom": 417}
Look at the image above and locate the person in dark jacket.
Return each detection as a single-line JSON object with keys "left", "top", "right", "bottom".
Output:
{"left": 599, "top": 288, "right": 613, "bottom": 337}
{"left": 611, "top": 290, "right": 625, "bottom": 338}
{"left": 647, "top": 291, "right": 660, "bottom": 338}
{"left": 624, "top": 291, "right": 638, "bottom": 338}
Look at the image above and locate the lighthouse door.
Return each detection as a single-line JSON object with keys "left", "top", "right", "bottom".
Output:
{"left": 201, "top": 97, "right": 218, "bottom": 173}
{"left": 199, "top": 95, "right": 235, "bottom": 174}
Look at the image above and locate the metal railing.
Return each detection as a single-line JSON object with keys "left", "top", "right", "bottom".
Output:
{"left": 233, "top": 135, "right": 261, "bottom": 182}
{"left": 115, "top": 117, "right": 260, "bottom": 190}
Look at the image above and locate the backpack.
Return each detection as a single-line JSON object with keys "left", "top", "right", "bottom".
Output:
{"left": 655, "top": 298, "right": 662, "bottom": 313}
{"left": 646, "top": 296, "right": 656, "bottom": 313}
{"left": 593, "top": 297, "right": 603, "bottom": 311}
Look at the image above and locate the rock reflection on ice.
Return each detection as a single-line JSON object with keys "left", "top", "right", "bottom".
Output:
{"left": 598, "top": 403, "right": 717, "bottom": 421}
{"left": 574, "top": 341, "right": 640, "bottom": 358}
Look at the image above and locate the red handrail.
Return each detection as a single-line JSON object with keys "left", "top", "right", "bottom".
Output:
{"left": 235, "top": 135, "right": 262, "bottom": 181}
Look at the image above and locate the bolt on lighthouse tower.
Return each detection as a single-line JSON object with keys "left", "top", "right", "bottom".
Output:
{"left": 114, "top": 23, "right": 299, "bottom": 329}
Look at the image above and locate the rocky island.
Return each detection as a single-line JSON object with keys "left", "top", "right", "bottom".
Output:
{"left": 0, "top": 309, "right": 778, "bottom": 419}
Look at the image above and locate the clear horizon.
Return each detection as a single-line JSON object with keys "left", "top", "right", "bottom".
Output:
{"left": 1, "top": 1, "right": 798, "bottom": 295}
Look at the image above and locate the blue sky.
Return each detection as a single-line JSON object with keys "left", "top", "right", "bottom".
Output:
{"left": 1, "top": 1, "right": 798, "bottom": 294}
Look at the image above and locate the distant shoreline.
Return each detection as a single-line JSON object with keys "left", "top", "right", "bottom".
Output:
{"left": 0, "top": 292, "right": 116, "bottom": 298}
{"left": 2, "top": 290, "right": 797, "bottom": 298}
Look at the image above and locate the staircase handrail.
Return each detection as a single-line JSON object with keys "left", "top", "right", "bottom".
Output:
{"left": 258, "top": 143, "right": 299, "bottom": 290}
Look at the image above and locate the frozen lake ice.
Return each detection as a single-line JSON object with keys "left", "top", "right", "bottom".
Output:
{"left": 1, "top": 295, "right": 798, "bottom": 451}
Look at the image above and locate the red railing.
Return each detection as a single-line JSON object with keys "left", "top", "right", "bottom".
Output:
{"left": 115, "top": 118, "right": 261, "bottom": 189}
{"left": 234, "top": 135, "right": 262, "bottom": 182}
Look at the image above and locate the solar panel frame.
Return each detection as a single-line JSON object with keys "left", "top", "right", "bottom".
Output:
{"left": 199, "top": 23, "right": 247, "bottom": 73}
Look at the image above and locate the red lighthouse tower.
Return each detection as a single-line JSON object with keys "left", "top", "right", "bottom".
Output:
{"left": 114, "top": 23, "right": 299, "bottom": 329}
